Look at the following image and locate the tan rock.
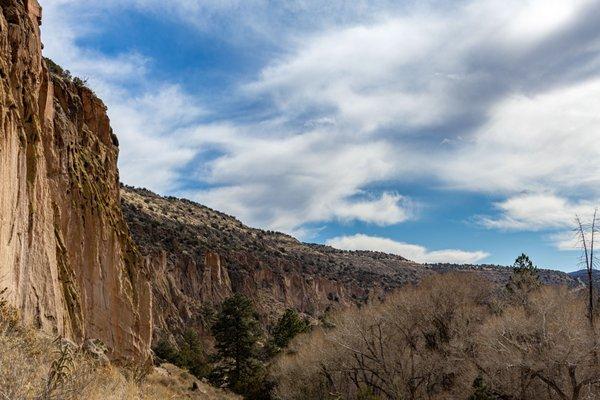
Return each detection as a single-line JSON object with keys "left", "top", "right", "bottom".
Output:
{"left": 0, "top": 0, "right": 151, "bottom": 361}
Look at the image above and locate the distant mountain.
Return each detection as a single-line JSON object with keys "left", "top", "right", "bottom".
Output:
{"left": 121, "top": 186, "right": 577, "bottom": 341}
{"left": 569, "top": 269, "right": 600, "bottom": 284}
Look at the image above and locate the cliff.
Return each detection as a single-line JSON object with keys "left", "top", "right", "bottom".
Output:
{"left": 0, "top": 0, "right": 151, "bottom": 361}
{"left": 121, "top": 187, "right": 422, "bottom": 339}
{"left": 121, "top": 187, "right": 577, "bottom": 341}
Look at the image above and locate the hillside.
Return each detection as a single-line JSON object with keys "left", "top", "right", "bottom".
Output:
{"left": 121, "top": 186, "right": 423, "bottom": 339}
{"left": 569, "top": 269, "right": 600, "bottom": 285}
{"left": 121, "top": 186, "right": 577, "bottom": 341}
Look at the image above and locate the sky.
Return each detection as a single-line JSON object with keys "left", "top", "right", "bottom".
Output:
{"left": 40, "top": 0, "right": 600, "bottom": 271}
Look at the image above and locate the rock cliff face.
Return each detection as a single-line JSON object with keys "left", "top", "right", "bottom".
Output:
{"left": 121, "top": 187, "right": 430, "bottom": 340}
{"left": 0, "top": 0, "right": 151, "bottom": 361}
{"left": 121, "top": 187, "right": 578, "bottom": 342}
{"left": 121, "top": 187, "right": 418, "bottom": 336}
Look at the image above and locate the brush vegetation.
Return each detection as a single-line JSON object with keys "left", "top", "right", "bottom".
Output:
{"left": 3, "top": 255, "right": 598, "bottom": 400}
{"left": 272, "top": 268, "right": 600, "bottom": 400}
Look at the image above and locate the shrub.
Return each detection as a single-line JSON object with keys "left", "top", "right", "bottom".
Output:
{"left": 273, "top": 271, "right": 600, "bottom": 400}
{"left": 153, "top": 330, "right": 209, "bottom": 379}
{"left": 43, "top": 57, "right": 91, "bottom": 91}
{"left": 153, "top": 337, "right": 178, "bottom": 363}
{"left": 0, "top": 300, "right": 233, "bottom": 400}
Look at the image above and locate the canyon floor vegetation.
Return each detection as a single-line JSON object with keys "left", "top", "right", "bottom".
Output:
{"left": 3, "top": 255, "right": 599, "bottom": 400}
{"left": 272, "top": 256, "right": 600, "bottom": 400}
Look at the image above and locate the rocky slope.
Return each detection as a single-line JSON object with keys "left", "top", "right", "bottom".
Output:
{"left": 121, "top": 186, "right": 577, "bottom": 341}
{"left": 122, "top": 187, "right": 423, "bottom": 340}
{"left": 0, "top": 0, "right": 151, "bottom": 361}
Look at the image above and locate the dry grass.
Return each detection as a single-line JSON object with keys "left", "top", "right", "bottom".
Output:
{"left": 0, "top": 297, "right": 239, "bottom": 400}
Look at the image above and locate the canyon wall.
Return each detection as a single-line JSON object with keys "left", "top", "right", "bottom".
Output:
{"left": 121, "top": 187, "right": 578, "bottom": 343}
{"left": 0, "top": 0, "right": 151, "bottom": 361}
{"left": 121, "top": 187, "right": 418, "bottom": 341}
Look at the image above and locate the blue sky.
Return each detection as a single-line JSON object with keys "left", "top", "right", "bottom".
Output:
{"left": 40, "top": 0, "right": 600, "bottom": 271}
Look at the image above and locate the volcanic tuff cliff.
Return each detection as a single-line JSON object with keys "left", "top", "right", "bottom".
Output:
{"left": 0, "top": 0, "right": 578, "bottom": 363}
{"left": 121, "top": 187, "right": 577, "bottom": 341}
{"left": 0, "top": 0, "right": 151, "bottom": 360}
{"left": 121, "top": 187, "right": 422, "bottom": 340}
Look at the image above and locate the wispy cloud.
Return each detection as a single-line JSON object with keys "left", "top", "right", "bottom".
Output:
{"left": 42, "top": 0, "right": 207, "bottom": 192}
{"left": 326, "top": 234, "right": 489, "bottom": 264}
{"left": 478, "top": 193, "right": 597, "bottom": 231}
{"left": 183, "top": 125, "right": 409, "bottom": 233}
{"left": 40, "top": 0, "right": 600, "bottom": 244}
{"left": 438, "top": 78, "right": 600, "bottom": 194}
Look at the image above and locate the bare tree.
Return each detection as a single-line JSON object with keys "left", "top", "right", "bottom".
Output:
{"left": 575, "top": 209, "right": 599, "bottom": 328}
{"left": 477, "top": 287, "right": 600, "bottom": 400}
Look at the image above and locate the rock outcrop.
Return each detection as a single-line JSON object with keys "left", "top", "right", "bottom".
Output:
{"left": 0, "top": 0, "right": 151, "bottom": 361}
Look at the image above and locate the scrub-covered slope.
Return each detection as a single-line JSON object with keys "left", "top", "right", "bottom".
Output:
{"left": 121, "top": 186, "right": 576, "bottom": 340}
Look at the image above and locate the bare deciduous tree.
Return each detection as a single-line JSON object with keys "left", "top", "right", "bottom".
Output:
{"left": 575, "top": 209, "right": 599, "bottom": 327}
{"left": 273, "top": 271, "right": 600, "bottom": 400}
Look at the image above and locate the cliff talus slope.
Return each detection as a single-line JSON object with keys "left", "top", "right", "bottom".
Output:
{"left": 0, "top": 0, "right": 151, "bottom": 360}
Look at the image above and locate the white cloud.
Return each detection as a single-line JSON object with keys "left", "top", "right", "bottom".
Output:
{"left": 504, "top": 0, "right": 591, "bottom": 42}
{"left": 334, "top": 193, "right": 412, "bottom": 226}
{"left": 183, "top": 125, "right": 411, "bottom": 233}
{"left": 248, "top": 0, "right": 598, "bottom": 135}
{"left": 549, "top": 231, "right": 580, "bottom": 251}
{"left": 478, "top": 193, "right": 597, "bottom": 231}
{"left": 326, "top": 234, "right": 489, "bottom": 264}
{"left": 42, "top": 0, "right": 422, "bottom": 230}
{"left": 41, "top": 0, "right": 207, "bottom": 193}
{"left": 478, "top": 193, "right": 600, "bottom": 253}
{"left": 39, "top": 0, "right": 600, "bottom": 238}
{"left": 438, "top": 78, "right": 600, "bottom": 194}
{"left": 106, "top": 86, "right": 205, "bottom": 191}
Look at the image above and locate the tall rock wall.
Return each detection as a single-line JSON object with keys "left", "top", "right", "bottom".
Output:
{"left": 0, "top": 0, "right": 151, "bottom": 361}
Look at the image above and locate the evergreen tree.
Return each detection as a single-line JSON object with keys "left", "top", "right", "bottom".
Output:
{"left": 212, "top": 294, "right": 271, "bottom": 398}
{"left": 469, "top": 376, "right": 497, "bottom": 400}
{"left": 153, "top": 330, "right": 209, "bottom": 378}
{"left": 506, "top": 253, "right": 541, "bottom": 303}
{"left": 153, "top": 337, "right": 178, "bottom": 364}
{"left": 269, "top": 309, "right": 310, "bottom": 353}
{"left": 177, "top": 329, "right": 208, "bottom": 378}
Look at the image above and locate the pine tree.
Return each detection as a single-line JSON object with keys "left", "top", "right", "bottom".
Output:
{"left": 506, "top": 253, "right": 540, "bottom": 301}
{"left": 269, "top": 309, "right": 310, "bottom": 353}
{"left": 176, "top": 329, "right": 208, "bottom": 378}
{"left": 211, "top": 294, "right": 269, "bottom": 397}
{"left": 153, "top": 337, "right": 178, "bottom": 364}
{"left": 153, "top": 330, "right": 208, "bottom": 378}
{"left": 469, "top": 376, "right": 497, "bottom": 400}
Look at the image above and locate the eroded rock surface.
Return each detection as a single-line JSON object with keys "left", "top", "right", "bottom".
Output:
{"left": 0, "top": 0, "right": 151, "bottom": 361}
